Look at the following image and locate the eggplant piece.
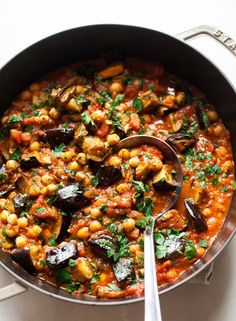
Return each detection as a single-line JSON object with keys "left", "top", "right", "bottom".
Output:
{"left": 12, "top": 193, "right": 27, "bottom": 212}
{"left": 46, "top": 242, "right": 79, "bottom": 270}
{"left": 53, "top": 213, "right": 71, "bottom": 243}
{"left": 88, "top": 235, "right": 119, "bottom": 260}
{"left": 54, "top": 184, "right": 91, "bottom": 211}
{"left": 184, "top": 200, "right": 208, "bottom": 232}
{"left": 96, "top": 165, "right": 122, "bottom": 186}
{"left": 44, "top": 128, "right": 74, "bottom": 148}
{"left": 51, "top": 84, "right": 76, "bottom": 106}
{"left": 20, "top": 156, "right": 41, "bottom": 169}
{"left": 0, "top": 164, "right": 20, "bottom": 196}
{"left": 88, "top": 159, "right": 99, "bottom": 175}
{"left": 77, "top": 64, "right": 95, "bottom": 79}
{"left": 113, "top": 258, "right": 135, "bottom": 286}
{"left": 166, "top": 134, "right": 196, "bottom": 153}
{"left": 153, "top": 165, "right": 176, "bottom": 190}
{"left": 114, "top": 125, "right": 127, "bottom": 140}
{"left": 11, "top": 248, "right": 36, "bottom": 274}
{"left": 195, "top": 102, "right": 209, "bottom": 130}
{"left": 139, "top": 90, "right": 160, "bottom": 113}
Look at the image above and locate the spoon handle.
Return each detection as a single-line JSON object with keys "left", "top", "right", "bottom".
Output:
{"left": 144, "top": 224, "right": 162, "bottom": 321}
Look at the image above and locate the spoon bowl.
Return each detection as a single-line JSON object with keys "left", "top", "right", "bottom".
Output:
{"left": 114, "top": 135, "right": 183, "bottom": 321}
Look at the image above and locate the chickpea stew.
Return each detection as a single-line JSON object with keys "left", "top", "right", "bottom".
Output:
{"left": 0, "top": 57, "right": 234, "bottom": 299}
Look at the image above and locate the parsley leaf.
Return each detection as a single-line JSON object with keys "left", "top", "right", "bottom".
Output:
{"left": 10, "top": 146, "right": 21, "bottom": 160}
{"left": 198, "top": 239, "right": 208, "bottom": 248}
{"left": 185, "top": 240, "right": 197, "bottom": 259}
{"left": 55, "top": 268, "right": 71, "bottom": 284}
{"left": 81, "top": 111, "right": 96, "bottom": 127}
{"left": 7, "top": 114, "right": 23, "bottom": 123}
{"left": 136, "top": 197, "right": 154, "bottom": 217}
{"left": 132, "top": 180, "right": 149, "bottom": 199}
{"left": 48, "top": 235, "right": 56, "bottom": 246}
{"left": 91, "top": 175, "right": 99, "bottom": 187}
{"left": 53, "top": 143, "right": 66, "bottom": 156}
{"left": 133, "top": 98, "right": 143, "bottom": 113}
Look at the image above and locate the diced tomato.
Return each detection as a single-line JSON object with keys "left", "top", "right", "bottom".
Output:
{"left": 10, "top": 129, "right": 22, "bottom": 144}
{"left": 125, "top": 86, "right": 138, "bottom": 99}
{"left": 129, "top": 113, "right": 141, "bottom": 132}
{"left": 96, "top": 122, "right": 110, "bottom": 138}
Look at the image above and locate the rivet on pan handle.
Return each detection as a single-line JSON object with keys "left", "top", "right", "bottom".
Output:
{"left": 0, "top": 281, "right": 26, "bottom": 301}
{"left": 177, "top": 25, "right": 236, "bottom": 57}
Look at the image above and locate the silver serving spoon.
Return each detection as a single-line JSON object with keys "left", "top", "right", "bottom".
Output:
{"left": 114, "top": 135, "right": 183, "bottom": 321}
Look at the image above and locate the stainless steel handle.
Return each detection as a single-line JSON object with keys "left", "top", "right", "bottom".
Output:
{"left": 178, "top": 25, "right": 236, "bottom": 57}
{"left": 144, "top": 222, "right": 162, "bottom": 321}
{"left": 0, "top": 281, "right": 26, "bottom": 301}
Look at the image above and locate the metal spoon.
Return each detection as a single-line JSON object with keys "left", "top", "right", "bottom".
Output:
{"left": 114, "top": 135, "right": 183, "bottom": 321}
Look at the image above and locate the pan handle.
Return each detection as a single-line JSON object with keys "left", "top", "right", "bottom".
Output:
{"left": 0, "top": 281, "right": 27, "bottom": 301}
{"left": 177, "top": 25, "right": 236, "bottom": 57}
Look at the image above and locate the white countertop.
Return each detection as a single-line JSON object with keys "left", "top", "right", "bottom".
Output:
{"left": 0, "top": 1, "right": 235, "bottom": 320}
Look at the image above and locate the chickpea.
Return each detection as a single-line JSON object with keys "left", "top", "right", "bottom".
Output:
{"left": 123, "top": 218, "right": 136, "bottom": 232}
{"left": 129, "top": 157, "right": 140, "bottom": 168}
{"left": 18, "top": 217, "right": 28, "bottom": 228}
{"left": 92, "top": 110, "right": 105, "bottom": 123}
{"left": 30, "top": 245, "right": 39, "bottom": 258}
{"left": 166, "top": 268, "right": 178, "bottom": 281}
{"left": 0, "top": 199, "right": 7, "bottom": 210}
{"left": 68, "top": 161, "right": 80, "bottom": 171}
{"left": 89, "top": 220, "right": 102, "bottom": 232}
{"left": 222, "top": 160, "right": 233, "bottom": 173}
{"left": 130, "top": 149, "right": 139, "bottom": 158}
{"left": 207, "top": 110, "right": 218, "bottom": 122}
{"left": 203, "top": 208, "right": 211, "bottom": 217}
{"left": 75, "top": 172, "right": 86, "bottom": 182}
{"left": 30, "top": 141, "right": 41, "bottom": 151}
{"left": 5, "top": 225, "right": 19, "bottom": 238}
{"left": 22, "top": 132, "right": 32, "bottom": 143}
{"left": 148, "top": 158, "right": 163, "bottom": 171}
{"left": 116, "top": 183, "right": 129, "bottom": 194}
{"left": 90, "top": 208, "right": 102, "bottom": 219}
{"left": 214, "top": 124, "right": 224, "bottom": 136}
{"left": 106, "top": 134, "right": 120, "bottom": 145}
{"left": 77, "top": 227, "right": 90, "bottom": 240}
{"left": 41, "top": 174, "right": 53, "bottom": 186}
{"left": 20, "top": 90, "right": 32, "bottom": 101}
{"left": 6, "top": 160, "right": 19, "bottom": 171}
{"left": 216, "top": 146, "right": 228, "bottom": 158}
{"left": 196, "top": 246, "right": 206, "bottom": 258}
{"left": 47, "top": 184, "right": 57, "bottom": 194}
{"left": 108, "top": 156, "right": 122, "bottom": 166}
{"left": 15, "top": 236, "right": 28, "bottom": 248}
{"left": 129, "top": 244, "right": 141, "bottom": 254}
{"left": 118, "top": 149, "right": 130, "bottom": 160}
{"left": 0, "top": 210, "right": 9, "bottom": 223}
{"left": 40, "top": 187, "right": 48, "bottom": 195}
{"left": 49, "top": 107, "right": 61, "bottom": 119}
{"left": 175, "top": 91, "right": 185, "bottom": 105}
{"left": 7, "top": 213, "right": 18, "bottom": 225}
{"left": 109, "top": 82, "right": 123, "bottom": 94}
{"left": 28, "top": 185, "right": 40, "bottom": 197}
{"left": 61, "top": 151, "right": 74, "bottom": 162}
{"left": 76, "top": 153, "right": 87, "bottom": 165}
{"left": 31, "top": 225, "right": 42, "bottom": 236}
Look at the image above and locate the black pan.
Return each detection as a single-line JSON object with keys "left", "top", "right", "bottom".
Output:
{"left": 0, "top": 24, "right": 235, "bottom": 305}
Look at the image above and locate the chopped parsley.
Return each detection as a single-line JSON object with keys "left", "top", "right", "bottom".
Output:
{"left": 81, "top": 111, "right": 96, "bottom": 127}
{"left": 90, "top": 274, "right": 100, "bottom": 284}
{"left": 68, "top": 259, "right": 76, "bottom": 267}
{"left": 10, "top": 146, "right": 21, "bottom": 160}
{"left": 198, "top": 239, "right": 208, "bottom": 248}
{"left": 184, "top": 240, "right": 197, "bottom": 259}
{"left": 48, "top": 236, "right": 56, "bottom": 246}
{"left": 7, "top": 114, "right": 23, "bottom": 123}
{"left": 132, "top": 180, "right": 149, "bottom": 199}
{"left": 91, "top": 175, "right": 99, "bottom": 187}
{"left": 136, "top": 197, "right": 154, "bottom": 217}
{"left": 55, "top": 268, "right": 71, "bottom": 284}
{"left": 133, "top": 98, "right": 143, "bottom": 113}
{"left": 53, "top": 143, "right": 66, "bottom": 156}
